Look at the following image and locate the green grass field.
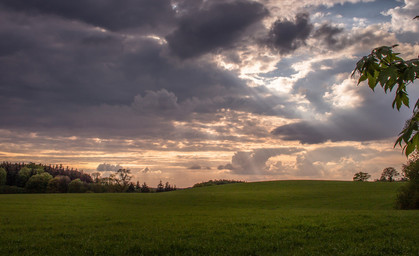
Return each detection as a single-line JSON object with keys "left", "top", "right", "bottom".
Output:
{"left": 0, "top": 180, "right": 418, "bottom": 255}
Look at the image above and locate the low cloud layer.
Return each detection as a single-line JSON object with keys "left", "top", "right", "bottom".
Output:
{"left": 97, "top": 163, "right": 124, "bottom": 172}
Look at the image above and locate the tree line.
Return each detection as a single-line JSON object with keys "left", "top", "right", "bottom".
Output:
{"left": 0, "top": 162, "right": 176, "bottom": 194}
{"left": 192, "top": 179, "right": 245, "bottom": 188}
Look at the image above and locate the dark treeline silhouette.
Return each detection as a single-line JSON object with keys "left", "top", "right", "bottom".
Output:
{"left": 193, "top": 179, "right": 245, "bottom": 188}
{"left": 0, "top": 162, "right": 176, "bottom": 194}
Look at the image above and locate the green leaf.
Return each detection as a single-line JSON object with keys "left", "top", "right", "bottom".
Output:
{"left": 402, "top": 94, "right": 410, "bottom": 108}
{"left": 367, "top": 73, "right": 377, "bottom": 90}
{"left": 405, "top": 141, "right": 415, "bottom": 157}
{"left": 357, "top": 74, "right": 367, "bottom": 85}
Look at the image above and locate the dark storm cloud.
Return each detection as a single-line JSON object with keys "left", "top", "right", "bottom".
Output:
{"left": 266, "top": 13, "right": 313, "bottom": 54}
{"left": 0, "top": 6, "right": 283, "bottom": 139}
{"left": 0, "top": 0, "right": 175, "bottom": 31}
{"left": 166, "top": 0, "right": 268, "bottom": 59}
{"left": 313, "top": 23, "right": 344, "bottom": 48}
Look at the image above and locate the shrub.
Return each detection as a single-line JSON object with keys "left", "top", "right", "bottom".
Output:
{"left": 0, "top": 185, "right": 26, "bottom": 194}
{"left": 396, "top": 183, "right": 419, "bottom": 209}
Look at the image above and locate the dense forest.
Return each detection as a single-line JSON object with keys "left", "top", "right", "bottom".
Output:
{"left": 0, "top": 162, "right": 175, "bottom": 194}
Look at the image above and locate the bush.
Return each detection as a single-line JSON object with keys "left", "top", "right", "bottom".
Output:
{"left": 396, "top": 156, "right": 419, "bottom": 209}
{"left": 0, "top": 185, "right": 26, "bottom": 194}
{"left": 25, "top": 173, "right": 53, "bottom": 193}
{"left": 68, "top": 179, "right": 87, "bottom": 193}
{"left": 396, "top": 183, "right": 419, "bottom": 209}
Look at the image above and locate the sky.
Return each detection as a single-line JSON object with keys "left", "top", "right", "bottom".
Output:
{"left": 0, "top": 0, "right": 418, "bottom": 187}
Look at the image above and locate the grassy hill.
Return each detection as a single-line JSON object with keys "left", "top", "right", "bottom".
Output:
{"left": 0, "top": 180, "right": 418, "bottom": 255}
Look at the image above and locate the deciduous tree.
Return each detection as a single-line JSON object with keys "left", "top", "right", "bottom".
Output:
{"left": 353, "top": 172, "right": 371, "bottom": 182}
{"left": 114, "top": 169, "right": 133, "bottom": 191}
{"left": 380, "top": 167, "right": 399, "bottom": 182}
{"left": 25, "top": 172, "right": 53, "bottom": 192}
{"left": 17, "top": 167, "right": 32, "bottom": 187}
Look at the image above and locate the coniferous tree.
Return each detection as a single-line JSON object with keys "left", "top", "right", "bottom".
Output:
{"left": 141, "top": 182, "right": 150, "bottom": 193}
{"left": 156, "top": 180, "right": 164, "bottom": 192}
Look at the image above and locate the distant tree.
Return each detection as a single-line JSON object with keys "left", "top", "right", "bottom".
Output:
{"left": 396, "top": 154, "right": 419, "bottom": 209}
{"left": 135, "top": 181, "right": 140, "bottom": 191}
{"left": 0, "top": 167, "right": 6, "bottom": 185}
{"left": 91, "top": 172, "right": 101, "bottom": 183}
{"left": 68, "top": 178, "right": 86, "bottom": 193}
{"left": 164, "top": 182, "right": 172, "bottom": 191}
{"left": 353, "top": 172, "right": 371, "bottom": 182}
{"left": 380, "top": 167, "right": 400, "bottom": 182}
{"left": 25, "top": 172, "right": 53, "bottom": 192}
{"left": 17, "top": 167, "right": 32, "bottom": 187}
{"left": 114, "top": 169, "right": 133, "bottom": 191}
{"left": 140, "top": 182, "right": 150, "bottom": 193}
{"left": 47, "top": 176, "right": 71, "bottom": 193}
{"left": 156, "top": 180, "right": 164, "bottom": 192}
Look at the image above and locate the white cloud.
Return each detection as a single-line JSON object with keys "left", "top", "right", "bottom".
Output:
{"left": 384, "top": 0, "right": 419, "bottom": 33}
{"left": 323, "top": 75, "right": 363, "bottom": 108}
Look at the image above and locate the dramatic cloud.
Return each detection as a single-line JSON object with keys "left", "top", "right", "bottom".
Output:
{"left": 0, "top": 0, "right": 416, "bottom": 187}
{"left": 0, "top": 0, "right": 175, "bottom": 31}
{"left": 266, "top": 13, "right": 313, "bottom": 54}
{"left": 271, "top": 92, "right": 412, "bottom": 144}
{"left": 166, "top": 0, "right": 268, "bottom": 59}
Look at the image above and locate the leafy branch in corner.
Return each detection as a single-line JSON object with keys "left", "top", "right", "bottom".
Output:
{"left": 352, "top": 44, "right": 419, "bottom": 156}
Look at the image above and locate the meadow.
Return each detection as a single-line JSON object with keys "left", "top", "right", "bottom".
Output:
{"left": 0, "top": 180, "right": 418, "bottom": 255}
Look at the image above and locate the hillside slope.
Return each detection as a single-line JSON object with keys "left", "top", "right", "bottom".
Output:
{"left": 0, "top": 180, "right": 417, "bottom": 256}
